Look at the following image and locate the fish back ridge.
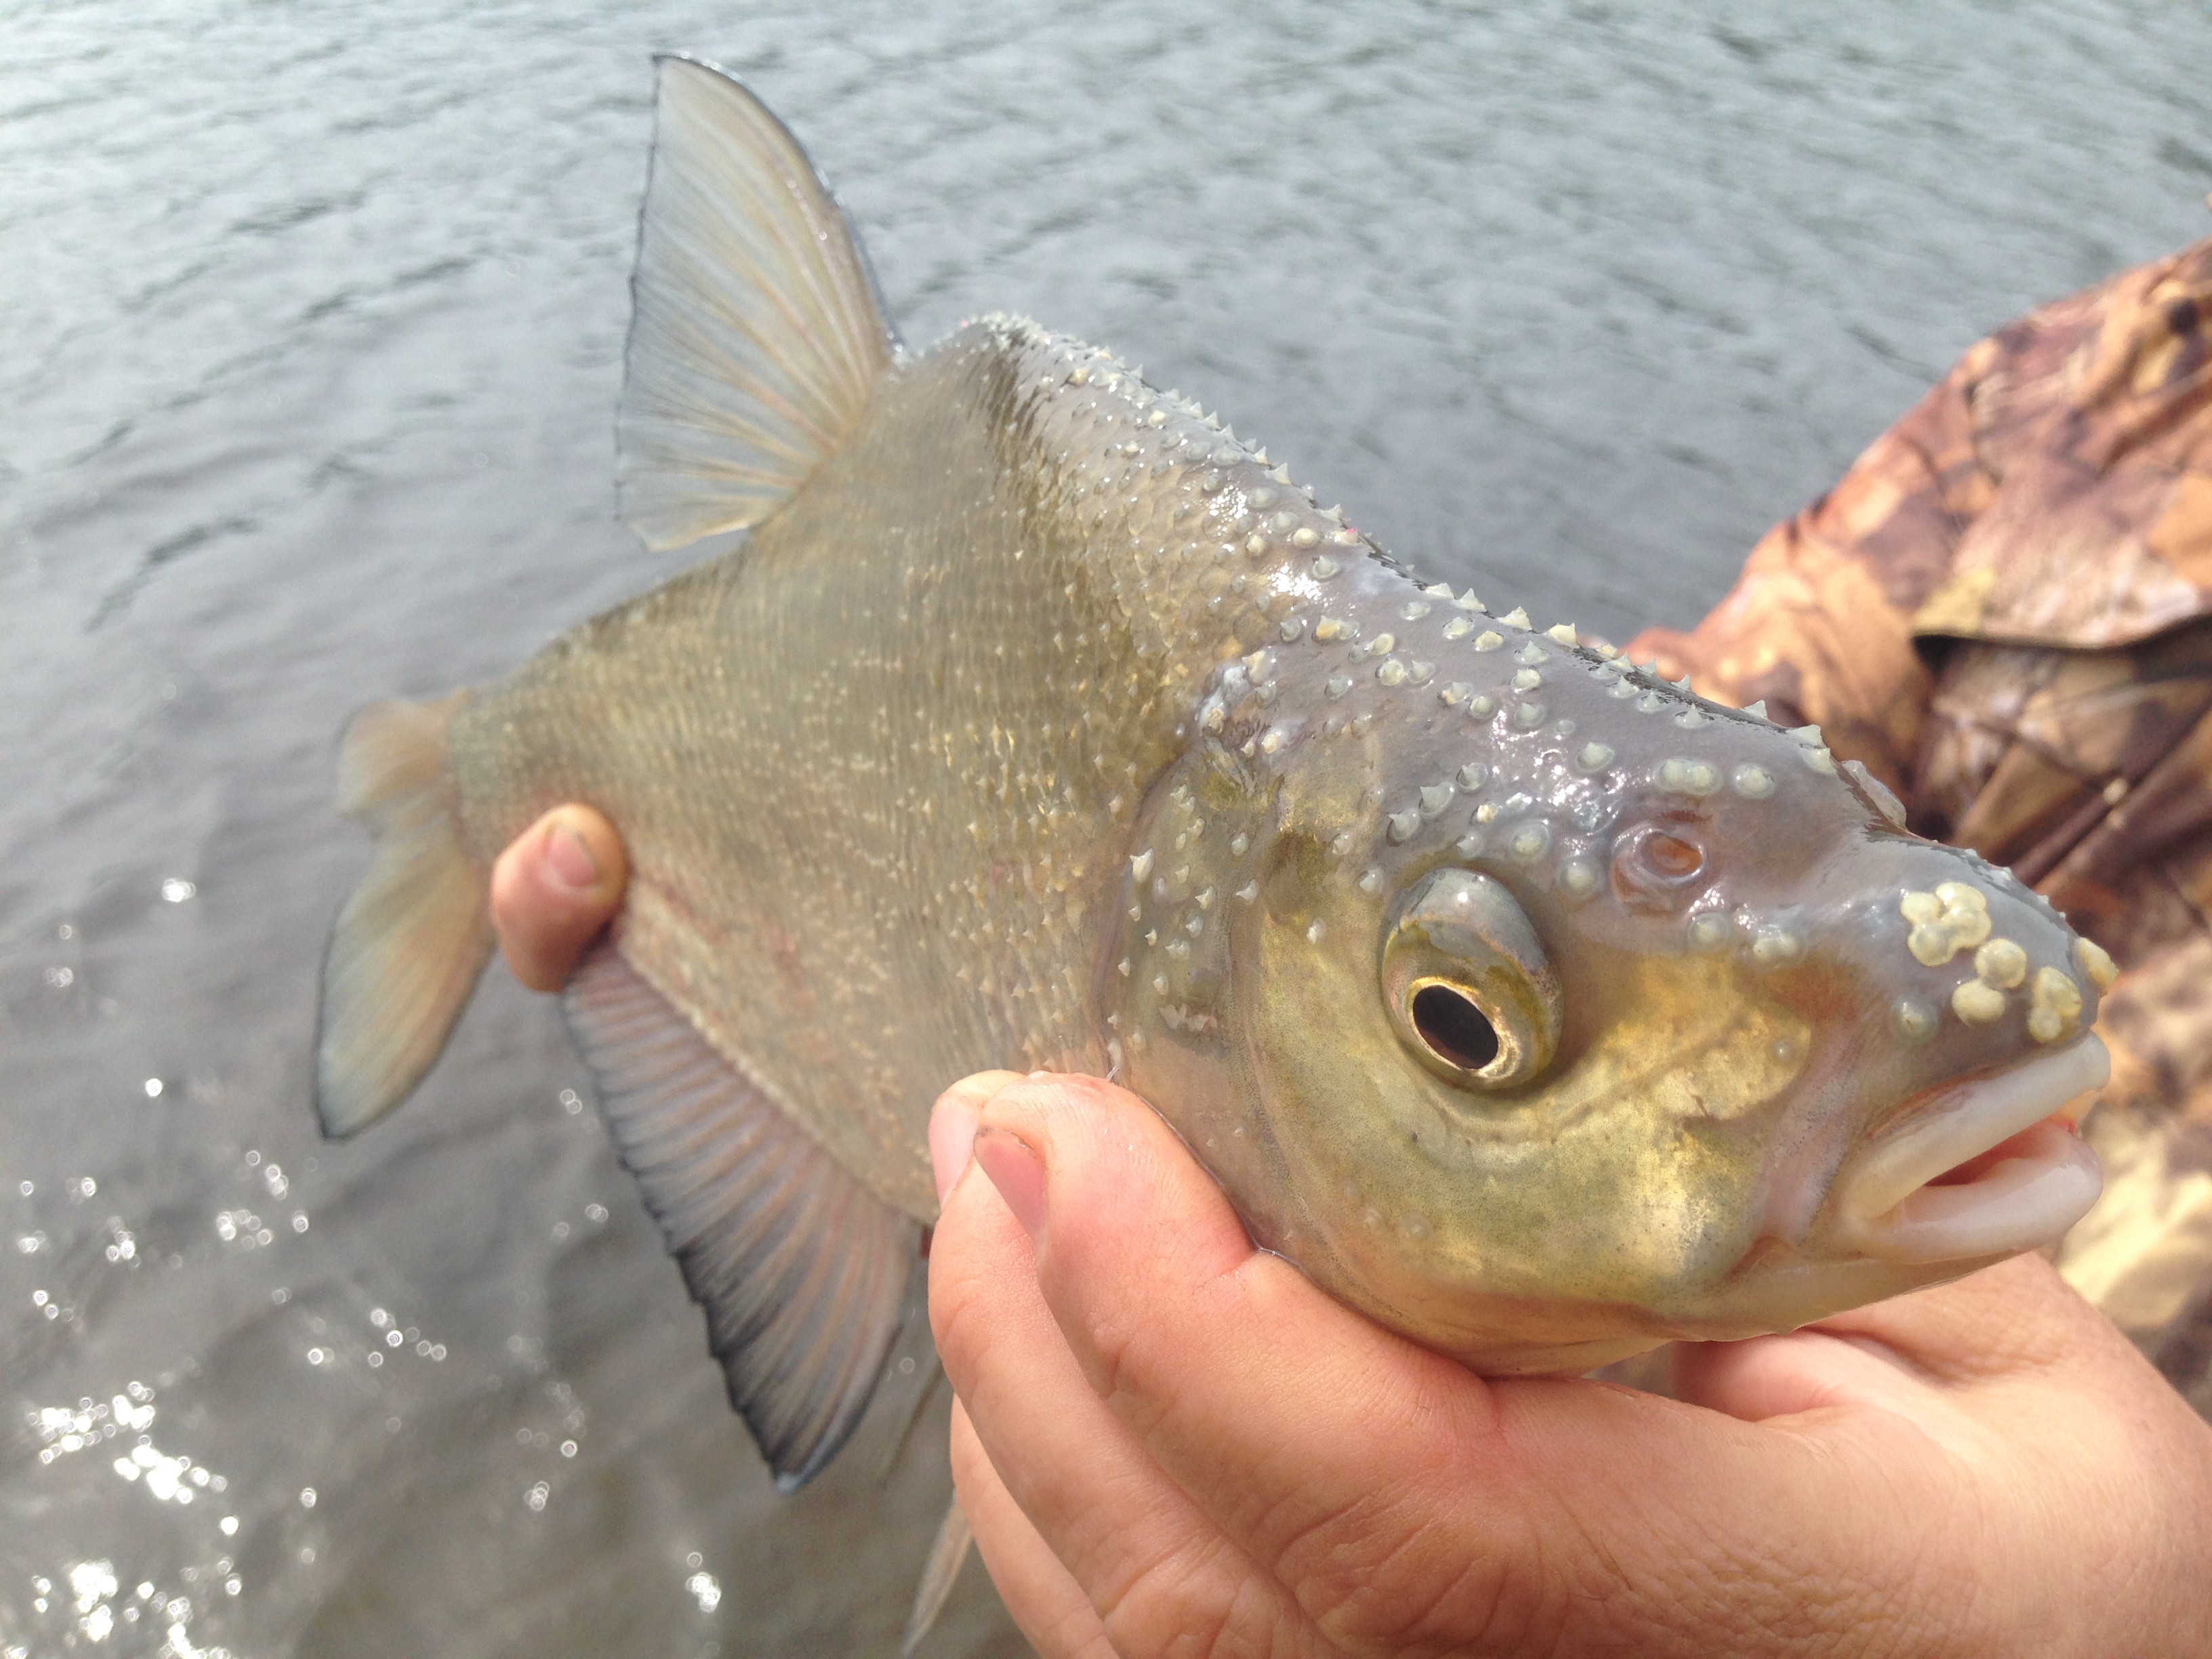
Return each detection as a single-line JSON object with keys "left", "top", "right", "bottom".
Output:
{"left": 617, "top": 57, "right": 899, "bottom": 552}
{"left": 314, "top": 691, "right": 494, "bottom": 1137}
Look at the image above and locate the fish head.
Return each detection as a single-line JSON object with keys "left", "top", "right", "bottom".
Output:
{"left": 1115, "top": 612, "right": 2110, "bottom": 1374}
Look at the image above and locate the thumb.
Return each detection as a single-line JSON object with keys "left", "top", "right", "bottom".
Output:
{"left": 489, "top": 804, "right": 629, "bottom": 990}
{"left": 928, "top": 1070, "right": 1025, "bottom": 1206}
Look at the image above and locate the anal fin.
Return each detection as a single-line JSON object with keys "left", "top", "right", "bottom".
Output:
{"left": 563, "top": 943, "right": 919, "bottom": 1488}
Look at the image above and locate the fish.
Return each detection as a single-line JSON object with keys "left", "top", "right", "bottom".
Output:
{"left": 315, "top": 54, "right": 2116, "bottom": 1512}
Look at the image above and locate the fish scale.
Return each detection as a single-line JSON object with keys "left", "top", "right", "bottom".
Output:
{"left": 313, "top": 56, "right": 2119, "bottom": 1631}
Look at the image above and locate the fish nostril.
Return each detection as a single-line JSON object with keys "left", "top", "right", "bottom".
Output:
{"left": 1410, "top": 985, "right": 1500, "bottom": 1072}
{"left": 1645, "top": 833, "right": 1703, "bottom": 879}
{"left": 1612, "top": 823, "right": 1708, "bottom": 909}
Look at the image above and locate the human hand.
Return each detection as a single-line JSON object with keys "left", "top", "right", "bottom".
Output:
{"left": 926, "top": 1071, "right": 2212, "bottom": 1658}
{"left": 488, "top": 804, "right": 628, "bottom": 989}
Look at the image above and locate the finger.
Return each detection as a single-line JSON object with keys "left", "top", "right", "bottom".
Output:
{"left": 928, "top": 1100, "right": 1321, "bottom": 1657}
{"left": 1670, "top": 1326, "right": 1943, "bottom": 1430}
{"left": 1809, "top": 1251, "right": 2120, "bottom": 1380}
{"left": 488, "top": 804, "right": 628, "bottom": 990}
{"left": 964, "top": 1073, "right": 1927, "bottom": 1654}
{"left": 1677, "top": 1253, "right": 2127, "bottom": 1429}
{"left": 945, "top": 1398, "right": 1115, "bottom": 1659}
{"left": 929, "top": 1071, "right": 1023, "bottom": 1206}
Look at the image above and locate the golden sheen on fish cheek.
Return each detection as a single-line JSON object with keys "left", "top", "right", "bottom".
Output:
{"left": 1237, "top": 851, "right": 1814, "bottom": 1373}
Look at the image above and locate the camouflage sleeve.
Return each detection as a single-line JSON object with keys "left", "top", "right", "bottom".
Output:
{"left": 1626, "top": 238, "right": 2212, "bottom": 1418}
{"left": 1623, "top": 324, "right": 1999, "bottom": 797}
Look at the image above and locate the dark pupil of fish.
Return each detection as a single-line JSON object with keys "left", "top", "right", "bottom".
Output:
{"left": 1411, "top": 985, "right": 1500, "bottom": 1072}
{"left": 1647, "top": 833, "right": 1704, "bottom": 880}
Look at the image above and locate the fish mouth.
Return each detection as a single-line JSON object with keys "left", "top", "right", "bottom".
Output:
{"left": 1826, "top": 1036, "right": 2108, "bottom": 1264}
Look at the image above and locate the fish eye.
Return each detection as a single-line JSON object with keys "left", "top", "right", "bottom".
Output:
{"left": 1408, "top": 981, "right": 1501, "bottom": 1071}
{"left": 1380, "top": 869, "right": 1562, "bottom": 1090}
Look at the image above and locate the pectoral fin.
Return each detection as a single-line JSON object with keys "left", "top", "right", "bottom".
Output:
{"left": 563, "top": 942, "right": 919, "bottom": 1487}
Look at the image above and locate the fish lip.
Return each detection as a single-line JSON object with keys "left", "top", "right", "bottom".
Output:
{"left": 1824, "top": 1036, "right": 2109, "bottom": 1265}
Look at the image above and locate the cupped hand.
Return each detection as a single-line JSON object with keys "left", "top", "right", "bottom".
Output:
{"left": 488, "top": 804, "right": 628, "bottom": 989}
{"left": 927, "top": 1071, "right": 2212, "bottom": 1659}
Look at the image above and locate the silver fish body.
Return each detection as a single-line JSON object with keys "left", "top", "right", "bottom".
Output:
{"left": 450, "top": 323, "right": 1223, "bottom": 1223}
{"left": 316, "top": 57, "right": 2115, "bottom": 1504}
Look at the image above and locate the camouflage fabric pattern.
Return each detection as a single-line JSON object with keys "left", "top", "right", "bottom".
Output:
{"left": 1628, "top": 237, "right": 2212, "bottom": 1418}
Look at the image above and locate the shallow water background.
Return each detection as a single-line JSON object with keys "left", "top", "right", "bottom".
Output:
{"left": 3, "top": 1, "right": 2208, "bottom": 1653}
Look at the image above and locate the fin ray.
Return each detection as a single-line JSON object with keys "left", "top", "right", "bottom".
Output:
{"left": 564, "top": 943, "right": 918, "bottom": 1486}
{"left": 901, "top": 1498, "right": 974, "bottom": 1656}
{"left": 618, "top": 56, "right": 897, "bottom": 551}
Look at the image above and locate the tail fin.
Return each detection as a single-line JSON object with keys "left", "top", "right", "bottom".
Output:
{"left": 617, "top": 56, "right": 899, "bottom": 552}
{"left": 314, "top": 692, "right": 494, "bottom": 1138}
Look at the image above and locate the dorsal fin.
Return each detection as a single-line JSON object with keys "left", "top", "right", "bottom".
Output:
{"left": 618, "top": 56, "right": 899, "bottom": 552}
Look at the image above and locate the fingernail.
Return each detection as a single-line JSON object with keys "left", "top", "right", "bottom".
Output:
{"left": 973, "top": 1127, "right": 1046, "bottom": 1244}
{"left": 929, "top": 1094, "right": 980, "bottom": 1204}
{"left": 545, "top": 821, "right": 599, "bottom": 890}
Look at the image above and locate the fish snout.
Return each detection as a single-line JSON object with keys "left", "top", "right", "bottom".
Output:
{"left": 1821, "top": 1034, "right": 2107, "bottom": 1263}
{"left": 1784, "top": 849, "right": 2116, "bottom": 1266}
